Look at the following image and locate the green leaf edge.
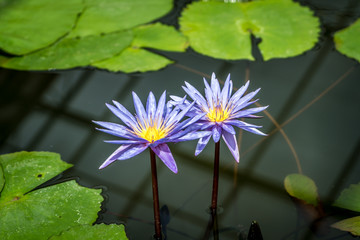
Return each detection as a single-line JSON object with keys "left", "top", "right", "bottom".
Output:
{"left": 48, "top": 223, "right": 128, "bottom": 240}
{"left": 284, "top": 173, "right": 319, "bottom": 206}
{"left": 331, "top": 216, "right": 360, "bottom": 236}
{"left": 333, "top": 182, "right": 360, "bottom": 212}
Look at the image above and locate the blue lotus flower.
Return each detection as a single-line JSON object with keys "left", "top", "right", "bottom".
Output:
{"left": 94, "top": 91, "right": 207, "bottom": 173}
{"left": 170, "top": 73, "right": 268, "bottom": 162}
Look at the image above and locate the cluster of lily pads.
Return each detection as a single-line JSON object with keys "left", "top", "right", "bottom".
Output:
{"left": 0, "top": 151, "right": 128, "bottom": 240}
{"left": 0, "top": 0, "right": 359, "bottom": 73}
{"left": 285, "top": 174, "right": 360, "bottom": 236}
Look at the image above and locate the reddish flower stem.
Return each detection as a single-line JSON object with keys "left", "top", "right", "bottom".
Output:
{"left": 150, "top": 149, "right": 162, "bottom": 240}
{"left": 210, "top": 141, "right": 220, "bottom": 212}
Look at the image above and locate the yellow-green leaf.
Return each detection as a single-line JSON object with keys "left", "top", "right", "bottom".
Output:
{"left": 333, "top": 182, "right": 360, "bottom": 212}
{"left": 334, "top": 18, "right": 360, "bottom": 63}
{"left": 332, "top": 216, "right": 360, "bottom": 236}
{"left": 0, "top": 0, "right": 83, "bottom": 55}
{"left": 284, "top": 173, "right": 319, "bottom": 206}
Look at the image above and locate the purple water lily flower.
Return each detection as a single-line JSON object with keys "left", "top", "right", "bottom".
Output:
{"left": 170, "top": 73, "right": 268, "bottom": 162}
{"left": 94, "top": 91, "right": 207, "bottom": 173}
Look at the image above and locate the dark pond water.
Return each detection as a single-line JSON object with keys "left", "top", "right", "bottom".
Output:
{"left": 1, "top": 1, "right": 360, "bottom": 239}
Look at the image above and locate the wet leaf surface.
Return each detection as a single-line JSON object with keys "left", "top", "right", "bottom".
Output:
{"left": 0, "top": 31, "right": 133, "bottom": 70}
{"left": 48, "top": 224, "right": 128, "bottom": 240}
{"left": 0, "top": 0, "right": 83, "bottom": 55}
{"left": 180, "top": 0, "right": 320, "bottom": 60}
{"left": 0, "top": 152, "right": 103, "bottom": 240}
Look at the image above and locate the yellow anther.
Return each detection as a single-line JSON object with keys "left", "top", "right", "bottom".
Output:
{"left": 206, "top": 105, "right": 230, "bottom": 122}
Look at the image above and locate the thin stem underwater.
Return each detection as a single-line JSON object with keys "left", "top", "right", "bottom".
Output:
{"left": 150, "top": 149, "right": 162, "bottom": 240}
{"left": 211, "top": 141, "right": 221, "bottom": 212}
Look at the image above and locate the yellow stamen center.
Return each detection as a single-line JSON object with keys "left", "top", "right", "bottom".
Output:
{"left": 206, "top": 105, "right": 230, "bottom": 122}
{"left": 133, "top": 119, "right": 170, "bottom": 143}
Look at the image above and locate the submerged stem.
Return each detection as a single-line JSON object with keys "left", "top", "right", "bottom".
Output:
{"left": 211, "top": 141, "right": 220, "bottom": 212}
{"left": 150, "top": 149, "right": 162, "bottom": 240}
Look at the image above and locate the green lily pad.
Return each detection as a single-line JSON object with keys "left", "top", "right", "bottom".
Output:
{"left": 93, "top": 23, "right": 187, "bottom": 72}
{"left": 93, "top": 47, "right": 173, "bottom": 73}
{"left": 0, "top": 152, "right": 103, "bottom": 240}
{"left": 0, "top": 164, "right": 4, "bottom": 193}
{"left": 68, "top": 0, "right": 173, "bottom": 38}
{"left": 333, "top": 182, "right": 360, "bottom": 212}
{"left": 0, "top": 0, "right": 83, "bottom": 55}
{"left": 0, "top": 30, "right": 133, "bottom": 71}
{"left": 334, "top": 18, "right": 360, "bottom": 63}
{"left": 132, "top": 23, "right": 189, "bottom": 51}
{"left": 284, "top": 173, "right": 319, "bottom": 206}
{"left": 0, "top": 151, "right": 72, "bottom": 203}
{"left": 180, "top": 0, "right": 320, "bottom": 60}
{"left": 332, "top": 216, "right": 360, "bottom": 236}
{"left": 49, "top": 224, "right": 128, "bottom": 240}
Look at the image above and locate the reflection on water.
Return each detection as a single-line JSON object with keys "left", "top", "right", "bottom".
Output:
{"left": 1, "top": 1, "right": 360, "bottom": 239}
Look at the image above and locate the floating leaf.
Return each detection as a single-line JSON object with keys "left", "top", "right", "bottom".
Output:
{"left": 49, "top": 224, "right": 128, "bottom": 240}
{"left": 284, "top": 173, "right": 319, "bottom": 206}
{"left": 0, "top": 31, "right": 133, "bottom": 71}
{"left": 93, "top": 23, "right": 187, "bottom": 72}
{"left": 93, "top": 47, "right": 173, "bottom": 73}
{"left": 132, "top": 23, "right": 189, "bottom": 51}
{"left": 0, "top": 152, "right": 103, "bottom": 240}
{"left": 180, "top": 0, "right": 320, "bottom": 60}
{"left": 0, "top": 164, "right": 4, "bottom": 193}
{"left": 334, "top": 18, "right": 360, "bottom": 63}
{"left": 333, "top": 182, "right": 360, "bottom": 212}
{"left": 0, "top": 151, "right": 72, "bottom": 203}
{"left": 0, "top": 0, "right": 83, "bottom": 55}
{"left": 180, "top": 2, "right": 253, "bottom": 60}
{"left": 68, "top": 0, "right": 173, "bottom": 38}
{"left": 332, "top": 216, "right": 360, "bottom": 236}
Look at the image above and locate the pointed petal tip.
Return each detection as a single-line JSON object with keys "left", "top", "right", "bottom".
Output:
{"left": 99, "top": 162, "right": 108, "bottom": 169}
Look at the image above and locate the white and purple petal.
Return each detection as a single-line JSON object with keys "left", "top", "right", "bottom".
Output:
{"left": 210, "top": 72, "right": 221, "bottom": 100}
{"left": 175, "top": 130, "right": 212, "bottom": 142}
{"left": 99, "top": 143, "right": 148, "bottom": 169}
{"left": 222, "top": 130, "right": 240, "bottom": 162}
{"left": 146, "top": 92, "right": 157, "bottom": 121}
{"left": 195, "top": 134, "right": 212, "bottom": 156}
{"left": 95, "top": 128, "right": 139, "bottom": 140}
{"left": 221, "top": 123, "right": 236, "bottom": 135}
{"left": 212, "top": 125, "right": 222, "bottom": 143}
{"left": 220, "top": 74, "right": 231, "bottom": 107}
{"left": 242, "top": 127, "right": 267, "bottom": 136}
{"left": 231, "top": 105, "right": 268, "bottom": 119}
{"left": 151, "top": 143, "right": 178, "bottom": 173}
{"left": 225, "top": 119, "right": 263, "bottom": 129}
{"left": 132, "top": 91, "right": 148, "bottom": 127}
{"left": 232, "top": 88, "right": 261, "bottom": 113}
{"left": 112, "top": 100, "right": 137, "bottom": 125}
{"left": 228, "top": 80, "right": 250, "bottom": 104}
{"left": 106, "top": 103, "right": 136, "bottom": 128}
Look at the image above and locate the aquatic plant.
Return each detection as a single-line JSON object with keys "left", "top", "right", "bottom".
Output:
{"left": 171, "top": 73, "right": 268, "bottom": 212}
{"left": 94, "top": 91, "right": 207, "bottom": 239}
